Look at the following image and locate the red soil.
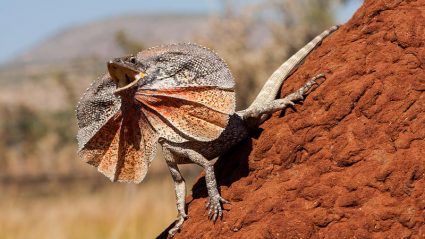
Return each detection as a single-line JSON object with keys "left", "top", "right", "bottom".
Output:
{"left": 159, "top": 0, "right": 425, "bottom": 238}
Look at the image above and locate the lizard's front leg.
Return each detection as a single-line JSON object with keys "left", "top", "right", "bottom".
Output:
{"left": 162, "top": 146, "right": 188, "bottom": 236}
{"left": 239, "top": 73, "right": 325, "bottom": 124}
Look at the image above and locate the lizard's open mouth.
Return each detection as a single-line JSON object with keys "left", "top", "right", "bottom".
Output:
{"left": 107, "top": 61, "right": 145, "bottom": 94}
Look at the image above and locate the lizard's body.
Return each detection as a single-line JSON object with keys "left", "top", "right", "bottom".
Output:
{"left": 76, "top": 26, "right": 338, "bottom": 236}
{"left": 164, "top": 114, "right": 248, "bottom": 162}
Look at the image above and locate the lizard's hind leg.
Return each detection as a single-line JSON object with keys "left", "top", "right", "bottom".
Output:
{"left": 239, "top": 74, "right": 324, "bottom": 125}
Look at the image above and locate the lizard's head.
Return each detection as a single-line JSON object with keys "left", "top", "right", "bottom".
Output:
{"left": 108, "top": 43, "right": 235, "bottom": 94}
{"left": 107, "top": 56, "right": 146, "bottom": 94}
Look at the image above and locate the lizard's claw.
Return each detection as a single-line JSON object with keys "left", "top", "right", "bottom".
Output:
{"left": 168, "top": 212, "right": 188, "bottom": 237}
{"left": 206, "top": 195, "right": 229, "bottom": 221}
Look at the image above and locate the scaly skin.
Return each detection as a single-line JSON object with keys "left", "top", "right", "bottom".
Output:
{"left": 76, "top": 26, "right": 339, "bottom": 236}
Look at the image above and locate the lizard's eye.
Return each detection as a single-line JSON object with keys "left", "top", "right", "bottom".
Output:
{"left": 129, "top": 57, "right": 137, "bottom": 64}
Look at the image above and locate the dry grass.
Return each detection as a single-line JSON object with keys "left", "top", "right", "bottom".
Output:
{"left": 0, "top": 172, "right": 200, "bottom": 239}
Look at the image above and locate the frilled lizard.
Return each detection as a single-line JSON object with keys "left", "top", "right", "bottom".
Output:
{"left": 76, "top": 25, "right": 338, "bottom": 236}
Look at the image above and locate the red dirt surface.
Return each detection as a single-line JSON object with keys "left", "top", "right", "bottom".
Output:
{"left": 159, "top": 0, "right": 425, "bottom": 238}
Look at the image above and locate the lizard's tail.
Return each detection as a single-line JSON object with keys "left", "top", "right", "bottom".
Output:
{"left": 248, "top": 25, "right": 339, "bottom": 109}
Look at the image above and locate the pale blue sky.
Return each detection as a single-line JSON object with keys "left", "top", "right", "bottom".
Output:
{"left": 0, "top": 0, "right": 362, "bottom": 64}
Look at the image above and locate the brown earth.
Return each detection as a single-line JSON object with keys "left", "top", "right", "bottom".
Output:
{"left": 159, "top": 0, "right": 425, "bottom": 238}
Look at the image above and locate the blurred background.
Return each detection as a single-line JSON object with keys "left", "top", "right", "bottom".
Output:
{"left": 0, "top": 0, "right": 362, "bottom": 238}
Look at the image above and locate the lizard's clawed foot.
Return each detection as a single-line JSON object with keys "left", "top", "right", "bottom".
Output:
{"left": 299, "top": 73, "right": 324, "bottom": 96}
{"left": 289, "top": 73, "right": 324, "bottom": 102}
{"left": 168, "top": 212, "right": 188, "bottom": 237}
{"left": 206, "top": 195, "right": 230, "bottom": 221}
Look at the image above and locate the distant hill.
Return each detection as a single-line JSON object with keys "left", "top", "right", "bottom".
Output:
{"left": 6, "top": 14, "right": 209, "bottom": 67}
{"left": 0, "top": 14, "right": 209, "bottom": 110}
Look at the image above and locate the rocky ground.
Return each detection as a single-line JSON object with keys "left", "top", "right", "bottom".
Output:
{"left": 159, "top": 0, "right": 425, "bottom": 238}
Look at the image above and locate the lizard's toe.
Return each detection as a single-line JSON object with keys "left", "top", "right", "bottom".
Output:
{"left": 206, "top": 196, "right": 229, "bottom": 221}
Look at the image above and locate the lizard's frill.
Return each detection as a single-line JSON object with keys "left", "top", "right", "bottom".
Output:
{"left": 78, "top": 106, "right": 158, "bottom": 183}
{"left": 76, "top": 74, "right": 121, "bottom": 151}
{"left": 77, "top": 76, "right": 157, "bottom": 183}
{"left": 135, "top": 86, "right": 235, "bottom": 142}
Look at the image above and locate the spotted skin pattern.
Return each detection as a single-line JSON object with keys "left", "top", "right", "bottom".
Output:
{"left": 76, "top": 74, "right": 121, "bottom": 151}
{"left": 76, "top": 26, "right": 338, "bottom": 236}
{"left": 135, "top": 86, "right": 234, "bottom": 141}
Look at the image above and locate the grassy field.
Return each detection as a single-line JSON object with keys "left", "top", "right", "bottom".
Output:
{"left": 0, "top": 164, "right": 199, "bottom": 239}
